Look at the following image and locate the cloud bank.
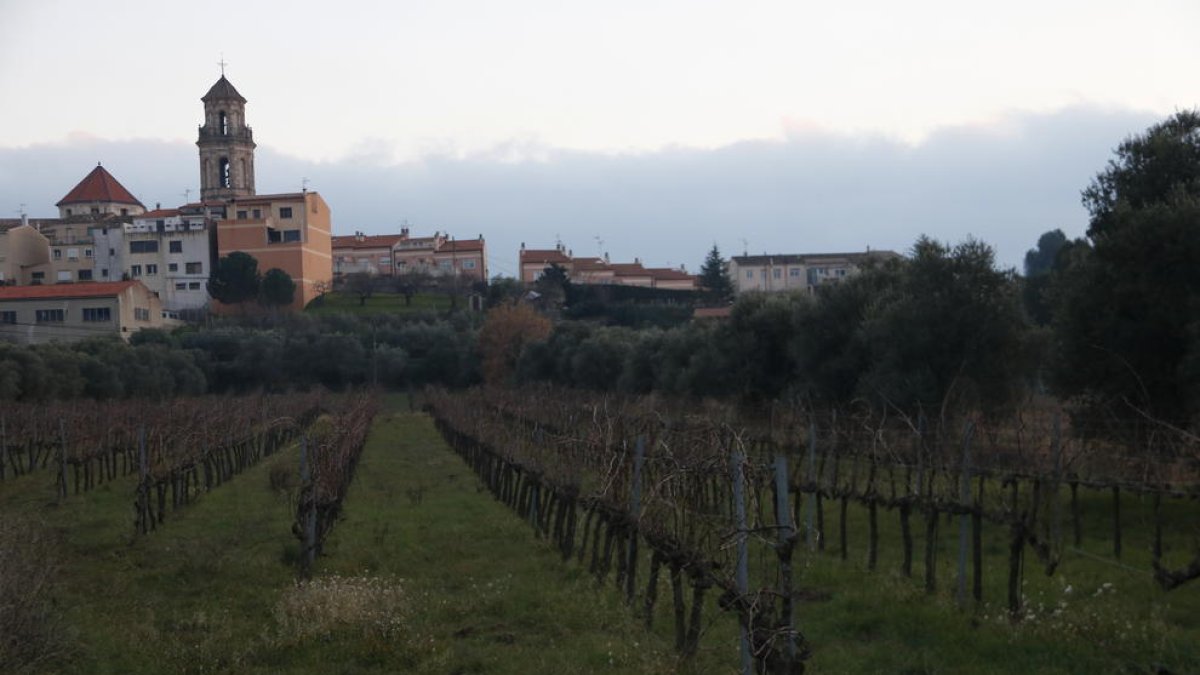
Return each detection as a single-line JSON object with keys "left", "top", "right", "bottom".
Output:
{"left": 0, "top": 106, "right": 1161, "bottom": 276}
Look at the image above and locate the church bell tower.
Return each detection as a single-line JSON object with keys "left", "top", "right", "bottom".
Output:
{"left": 197, "top": 73, "right": 256, "bottom": 201}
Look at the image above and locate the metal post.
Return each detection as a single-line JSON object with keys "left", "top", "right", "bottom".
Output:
{"left": 625, "top": 435, "right": 646, "bottom": 603}
{"left": 731, "top": 443, "right": 752, "bottom": 675}
{"left": 956, "top": 421, "right": 975, "bottom": 609}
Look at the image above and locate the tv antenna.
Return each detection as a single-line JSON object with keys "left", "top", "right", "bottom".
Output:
{"left": 182, "top": 189, "right": 191, "bottom": 203}
{"left": 740, "top": 238, "right": 749, "bottom": 256}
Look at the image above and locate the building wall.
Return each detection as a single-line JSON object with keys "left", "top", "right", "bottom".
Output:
{"left": 58, "top": 202, "right": 145, "bottom": 219}
{"left": 116, "top": 218, "right": 213, "bottom": 311}
{"left": 0, "top": 226, "right": 50, "bottom": 284}
{"left": 0, "top": 283, "right": 170, "bottom": 345}
{"left": 216, "top": 192, "right": 332, "bottom": 311}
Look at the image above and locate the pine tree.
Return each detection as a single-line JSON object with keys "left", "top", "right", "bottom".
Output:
{"left": 699, "top": 245, "right": 733, "bottom": 300}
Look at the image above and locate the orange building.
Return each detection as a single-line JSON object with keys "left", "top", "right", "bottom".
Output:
{"left": 214, "top": 192, "right": 333, "bottom": 310}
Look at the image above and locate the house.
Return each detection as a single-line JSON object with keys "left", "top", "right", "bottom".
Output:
{"left": 0, "top": 280, "right": 177, "bottom": 344}
{"left": 729, "top": 250, "right": 901, "bottom": 294}
{"left": 0, "top": 221, "right": 50, "bottom": 285}
{"left": 330, "top": 232, "right": 404, "bottom": 276}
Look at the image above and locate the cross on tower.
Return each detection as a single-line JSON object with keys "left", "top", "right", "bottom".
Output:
{"left": 217, "top": 54, "right": 228, "bottom": 76}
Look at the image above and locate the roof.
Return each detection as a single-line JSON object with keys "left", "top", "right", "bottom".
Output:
{"left": 572, "top": 258, "right": 612, "bottom": 271}
{"left": 230, "top": 192, "right": 312, "bottom": 204}
{"left": 610, "top": 263, "right": 651, "bottom": 277}
{"left": 646, "top": 267, "right": 695, "bottom": 281}
{"left": 56, "top": 164, "right": 144, "bottom": 208}
{"left": 437, "top": 239, "right": 485, "bottom": 253}
{"left": 520, "top": 249, "right": 572, "bottom": 265}
{"left": 693, "top": 306, "right": 733, "bottom": 320}
{"left": 202, "top": 75, "right": 246, "bottom": 103}
{"left": 331, "top": 234, "right": 404, "bottom": 250}
{"left": 136, "top": 209, "right": 181, "bottom": 220}
{"left": 731, "top": 250, "right": 901, "bottom": 266}
{"left": 0, "top": 281, "right": 140, "bottom": 301}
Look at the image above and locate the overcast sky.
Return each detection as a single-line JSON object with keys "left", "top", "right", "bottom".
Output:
{"left": 1, "top": 0, "right": 1197, "bottom": 274}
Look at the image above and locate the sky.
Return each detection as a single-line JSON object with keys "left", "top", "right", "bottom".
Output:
{"left": 1, "top": 0, "right": 1198, "bottom": 274}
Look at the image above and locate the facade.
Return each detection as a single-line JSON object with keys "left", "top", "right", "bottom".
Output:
{"left": 0, "top": 280, "right": 176, "bottom": 344}
{"left": 214, "top": 191, "right": 333, "bottom": 310}
{"left": 729, "top": 250, "right": 901, "bottom": 295}
{"left": 331, "top": 229, "right": 488, "bottom": 281}
{"left": 92, "top": 208, "right": 216, "bottom": 312}
{"left": 519, "top": 243, "right": 696, "bottom": 290}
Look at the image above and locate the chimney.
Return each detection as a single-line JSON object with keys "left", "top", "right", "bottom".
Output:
{"left": 604, "top": 251, "right": 609, "bottom": 263}
{"left": 568, "top": 249, "right": 573, "bottom": 257}
{"left": 478, "top": 233, "right": 483, "bottom": 241}
{"left": 635, "top": 257, "right": 641, "bottom": 265}
{"left": 356, "top": 231, "right": 364, "bottom": 242}
{"left": 521, "top": 242, "right": 526, "bottom": 251}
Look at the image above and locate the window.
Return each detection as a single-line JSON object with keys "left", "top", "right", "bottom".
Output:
{"left": 188, "top": 282, "right": 201, "bottom": 290}
{"left": 379, "top": 257, "right": 391, "bottom": 266}
{"left": 129, "top": 240, "right": 158, "bottom": 254}
{"left": 279, "top": 207, "right": 293, "bottom": 219}
{"left": 108, "top": 248, "right": 115, "bottom": 256}
{"left": 31, "top": 272, "right": 44, "bottom": 281}
{"left": 36, "top": 309, "right": 64, "bottom": 323}
{"left": 836, "top": 268, "right": 847, "bottom": 277}
{"left": 130, "top": 265, "right": 142, "bottom": 277}
{"left": 168, "top": 240, "right": 182, "bottom": 254}
{"left": 0, "top": 311, "right": 15, "bottom": 324}
{"left": 155, "top": 220, "right": 165, "bottom": 228}
{"left": 267, "top": 228, "right": 281, "bottom": 244}
{"left": 438, "top": 260, "right": 452, "bottom": 270}
{"left": 120, "top": 208, "right": 128, "bottom": 216}
{"left": 85, "top": 248, "right": 93, "bottom": 258}
{"left": 146, "top": 264, "right": 158, "bottom": 275}
{"left": 185, "top": 262, "right": 203, "bottom": 274}
{"left": 463, "top": 260, "right": 477, "bottom": 269}
{"left": 168, "top": 263, "right": 178, "bottom": 273}
{"left": 282, "top": 230, "right": 301, "bottom": 243}
{"left": 91, "top": 207, "right": 99, "bottom": 215}
{"left": 78, "top": 269, "right": 93, "bottom": 281}
{"left": 773, "top": 268, "right": 782, "bottom": 279}
{"left": 252, "top": 208, "right": 261, "bottom": 219}
{"left": 134, "top": 308, "right": 150, "bottom": 321}
{"left": 219, "top": 157, "right": 231, "bottom": 188}
{"left": 66, "top": 209, "right": 72, "bottom": 216}
{"left": 175, "top": 282, "right": 187, "bottom": 290}
{"left": 236, "top": 210, "right": 247, "bottom": 219}
{"left": 101, "top": 268, "right": 109, "bottom": 278}
{"left": 746, "top": 270, "right": 753, "bottom": 279}
{"left": 789, "top": 268, "right": 800, "bottom": 277}
{"left": 219, "top": 110, "right": 229, "bottom": 135}
{"left": 53, "top": 249, "right": 62, "bottom": 260}
{"left": 56, "top": 271, "right": 72, "bottom": 282}
{"left": 82, "top": 307, "right": 111, "bottom": 322}
{"left": 67, "top": 248, "right": 79, "bottom": 261}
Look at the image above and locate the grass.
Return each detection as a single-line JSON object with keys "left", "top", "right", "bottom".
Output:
{"left": 0, "top": 396, "right": 1195, "bottom": 673}
{"left": 305, "top": 291, "right": 456, "bottom": 315}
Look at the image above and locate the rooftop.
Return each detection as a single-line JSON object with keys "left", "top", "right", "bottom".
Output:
{"left": 56, "top": 164, "right": 144, "bottom": 208}
{"left": 331, "top": 234, "right": 405, "bottom": 250}
{"left": 731, "top": 250, "right": 902, "bottom": 266}
{"left": 0, "top": 281, "right": 141, "bottom": 301}
{"left": 202, "top": 75, "right": 246, "bottom": 103}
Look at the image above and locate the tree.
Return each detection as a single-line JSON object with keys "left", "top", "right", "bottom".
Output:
{"left": 1023, "top": 229, "right": 1068, "bottom": 277}
{"left": 533, "top": 263, "right": 570, "bottom": 312}
{"left": 207, "top": 252, "right": 260, "bottom": 306}
{"left": 477, "top": 302, "right": 552, "bottom": 384}
{"left": 259, "top": 268, "right": 297, "bottom": 309}
{"left": 698, "top": 244, "right": 734, "bottom": 301}
{"left": 1052, "top": 110, "right": 1200, "bottom": 430}
{"left": 344, "top": 272, "right": 376, "bottom": 307}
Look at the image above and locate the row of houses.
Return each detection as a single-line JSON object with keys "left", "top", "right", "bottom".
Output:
{"left": 518, "top": 243, "right": 698, "bottom": 290}
{"left": 331, "top": 228, "right": 488, "bottom": 281}
{"left": 729, "top": 250, "right": 901, "bottom": 295}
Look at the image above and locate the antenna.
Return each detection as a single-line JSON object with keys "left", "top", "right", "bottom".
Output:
{"left": 740, "top": 238, "right": 749, "bottom": 256}
{"left": 594, "top": 235, "right": 604, "bottom": 257}
{"left": 182, "top": 189, "right": 192, "bottom": 204}
{"left": 301, "top": 177, "right": 310, "bottom": 193}
{"left": 17, "top": 203, "right": 26, "bottom": 217}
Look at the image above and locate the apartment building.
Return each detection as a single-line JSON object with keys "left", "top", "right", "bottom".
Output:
{"left": 0, "top": 280, "right": 176, "bottom": 344}
{"left": 331, "top": 228, "right": 488, "bottom": 281}
{"left": 518, "top": 243, "right": 697, "bottom": 290}
{"left": 729, "top": 250, "right": 901, "bottom": 295}
{"left": 92, "top": 208, "right": 215, "bottom": 312}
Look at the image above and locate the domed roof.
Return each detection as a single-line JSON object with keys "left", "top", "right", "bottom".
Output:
{"left": 56, "top": 164, "right": 144, "bottom": 207}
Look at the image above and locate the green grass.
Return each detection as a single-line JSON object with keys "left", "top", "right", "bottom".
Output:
{"left": 305, "top": 291, "right": 455, "bottom": 315}
{"left": 1, "top": 399, "right": 1195, "bottom": 674}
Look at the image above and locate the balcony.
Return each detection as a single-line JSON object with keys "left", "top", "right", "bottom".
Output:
{"left": 196, "top": 126, "right": 254, "bottom": 142}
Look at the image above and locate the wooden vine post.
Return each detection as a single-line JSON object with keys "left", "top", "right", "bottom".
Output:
{"left": 956, "top": 421, "right": 975, "bottom": 610}
{"left": 805, "top": 422, "right": 817, "bottom": 552}
{"left": 300, "top": 434, "right": 316, "bottom": 578}
{"left": 775, "top": 452, "right": 799, "bottom": 671}
{"left": 731, "top": 441, "right": 752, "bottom": 675}
{"left": 625, "top": 435, "right": 646, "bottom": 605}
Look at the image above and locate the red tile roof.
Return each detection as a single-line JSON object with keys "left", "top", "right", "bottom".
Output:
{"left": 0, "top": 281, "right": 140, "bottom": 301}
{"left": 331, "top": 234, "right": 404, "bottom": 250}
{"left": 56, "top": 165, "right": 144, "bottom": 208}
{"left": 521, "top": 249, "right": 572, "bottom": 264}
{"left": 202, "top": 75, "right": 246, "bottom": 103}
{"left": 647, "top": 267, "right": 695, "bottom": 281}
{"left": 610, "top": 263, "right": 651, "bottom": 277}
{"left": 437, "top": 239, "right": 485, "bottom": 253}
{"left": 137, "top": 209, "right": 180, "bottom": 219}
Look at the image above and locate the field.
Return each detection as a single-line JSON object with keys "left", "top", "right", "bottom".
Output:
{"left": 2, "top": 392, "right": 1197, "bottom": 674}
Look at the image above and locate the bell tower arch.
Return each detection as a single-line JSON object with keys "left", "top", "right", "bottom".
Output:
{"left": 197, "top": 74, "right": 256, "bottom": 201}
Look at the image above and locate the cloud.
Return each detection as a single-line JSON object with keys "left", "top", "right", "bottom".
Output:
{"left": 0, "top": 105, "right": 1162, "bottom": 276}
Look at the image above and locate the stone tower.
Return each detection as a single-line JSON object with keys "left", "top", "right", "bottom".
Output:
{"left": 197, "top": 75, "right": 256, "bottom": 201}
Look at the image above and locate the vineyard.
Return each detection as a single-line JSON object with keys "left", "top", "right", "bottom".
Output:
{"left": 427, "top": 386, "right": 1200, "bottom": 673}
